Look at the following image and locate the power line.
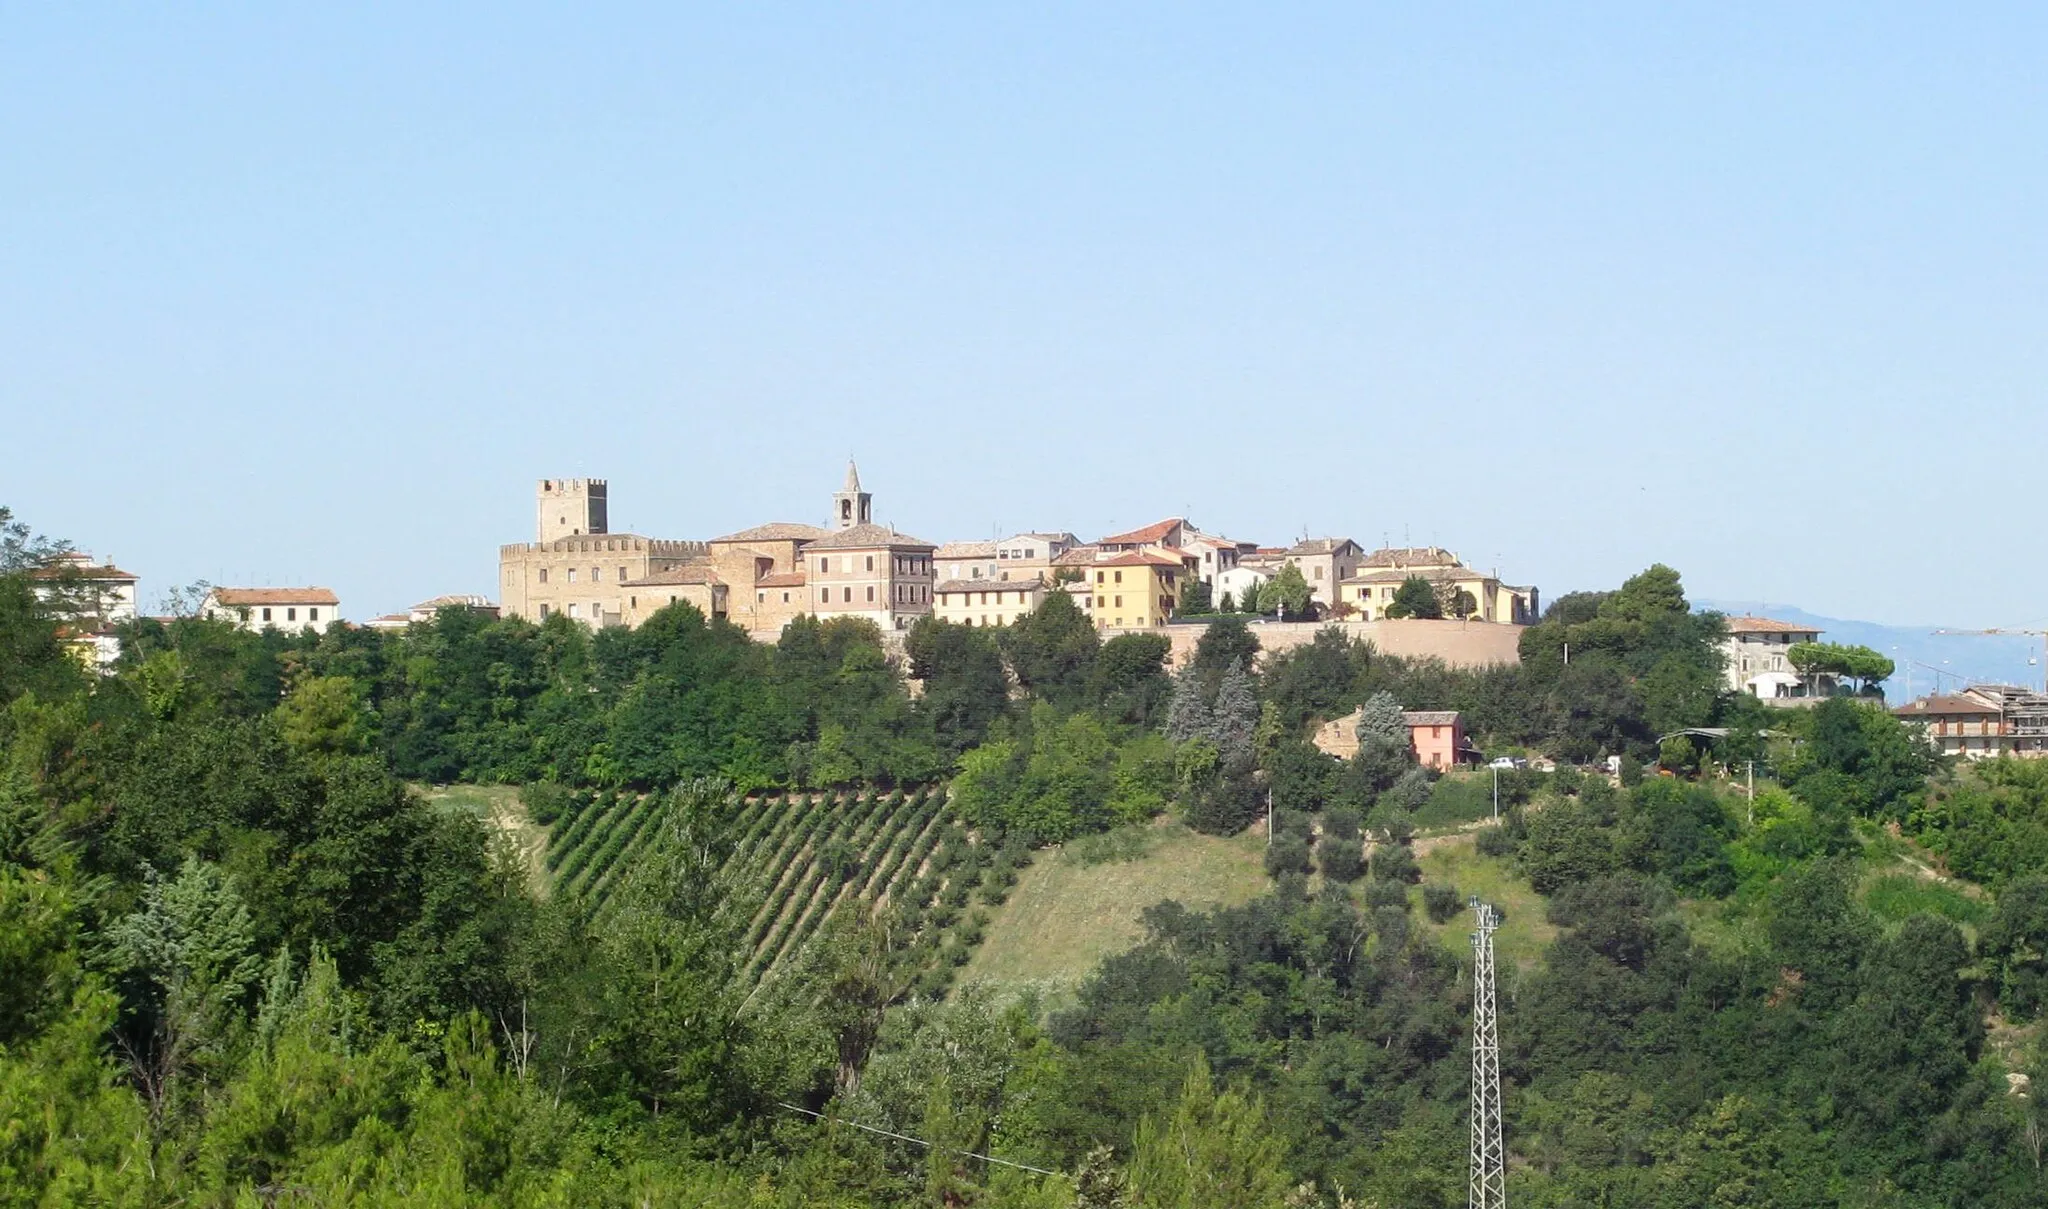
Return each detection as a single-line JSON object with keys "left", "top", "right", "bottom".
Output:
{"left": 1468, "top": 900, "right": 1505, "bottom": 1209}
{"left": 774, "top": 1102, "right": 1062, "bottom": 1177}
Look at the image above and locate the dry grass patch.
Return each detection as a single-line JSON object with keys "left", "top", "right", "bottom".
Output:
{"left": 1413, "top": 835, "right": 1555, "bottom": 976}
{"left": 419, "top": 784, "right": 550, "bottom": 894}
{"left": 963, "top": 819, "right": 1269, "bottom": 997}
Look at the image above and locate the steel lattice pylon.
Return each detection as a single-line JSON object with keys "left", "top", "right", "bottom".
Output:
{"left": 1468, "top": 901, "right": 1506, "bottom": 1209}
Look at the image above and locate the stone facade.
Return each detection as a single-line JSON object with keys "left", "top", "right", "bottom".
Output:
{"left": 500, "top": 532, "right": 708, "bottom": 626}
{"left": 1720, "top": 616, "right": 1824, "bottom": 696}
{"left": 801, "top": 523, "right": 937, "bottom": 632}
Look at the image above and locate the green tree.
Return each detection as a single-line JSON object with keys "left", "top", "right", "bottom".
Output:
{"left": 275, "top": 674, "right": 371, "bottom": 760}
{"left": 1268, "top": 563, "right": 1314, "bottom": 620}
{"left": 1126, "top": 1053, "right": 1291, "bottom": 1209}
{"left": 1385, "top": 576, "right": 1443, "bottom": 620}
{"left": 107, "top": 856, "right": 264, "bottom": 1142}
{"left": 1001, "top": 589, "right": 1100, "bottom": 708}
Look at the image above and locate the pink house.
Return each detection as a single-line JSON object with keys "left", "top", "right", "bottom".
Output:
{"left": 1404, "top": 710, "right": 1466, "bottom": 770}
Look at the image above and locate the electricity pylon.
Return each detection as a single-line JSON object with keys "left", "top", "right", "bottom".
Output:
{"left": 1468, "top": 900, "right": 1505, "bottom": 1209}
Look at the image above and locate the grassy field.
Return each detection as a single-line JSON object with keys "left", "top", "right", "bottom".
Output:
{"left": 1412, "top": 835, "right": 1556, "bottom": 976}
{"left": 418, "top": 784, "right": 550, "bottom": 894}
{"left": 963, "top": 820, "right": 1269, "bottom": 997}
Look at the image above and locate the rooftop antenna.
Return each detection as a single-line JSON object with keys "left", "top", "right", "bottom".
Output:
{"left": 1468, "top": 899, "right": 1506, "bottom": 1209}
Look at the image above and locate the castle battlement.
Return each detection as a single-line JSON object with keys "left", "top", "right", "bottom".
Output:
{"left": 500, "top": 536, "right": 708, "bottom": 558}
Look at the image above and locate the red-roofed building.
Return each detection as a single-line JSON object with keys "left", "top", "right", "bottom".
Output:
{"left": 1720, "top": 615, "right": 1825, "bottom": 697}
{"left": 203, "top": 586, "right": 342, "bottom": 634}
{"left": 1087, "top": 552, "right": 1183, "bottom": 630}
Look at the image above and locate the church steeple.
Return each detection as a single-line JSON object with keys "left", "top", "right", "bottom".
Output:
{"left": 833, "top": 459, "right": 872, "bottom": 529}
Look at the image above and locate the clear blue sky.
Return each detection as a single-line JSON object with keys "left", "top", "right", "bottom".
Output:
{"left": 4, "top": 4, "right": 2043, "bottom": 625}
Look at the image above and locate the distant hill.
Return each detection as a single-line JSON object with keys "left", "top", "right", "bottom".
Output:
{"left": 1695, "top": 599, "right": 2045, "bottom": 702}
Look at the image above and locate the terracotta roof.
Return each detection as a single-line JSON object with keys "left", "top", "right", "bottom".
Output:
{"left": 1725, "top": 616, "right": 1822, "bottom": 635}
{"left": 1099, "top": 518, "right": 1186, "bottom": 546}
{"left": 209, "top": 587, "right": 338, "bottom": 606}
{"left": 1360, "top": 546, "right": 1461, "bottom": 569}
{"left": 1095, "top": 552, "right": 1183, "bottom": 569}
{"left": 623, "top": 567, "right": 721, "bottom": 587}
{"left": 935, "top": 578, "right": 1045, "bottom": 595}
{"left": 1402, "top": 710, "right": 1461, "bottom": 726}
{"left": 709, "top": 522, "right": 830, "bottom": 544}
{"left": 1287, "top": 537, "right": 1358, "bottom": 557}
{"left": 1052, "top": 546, "right": 1101, "bottom": 567}
{"left": 805, "top": 522, "right": 935, "bottom": 550}
{"left": 935, "top": 540, "right": 998, "bottom": 559}
{"left": 755, "top": 571, "right": 808, "bottom": 589}
{"left": 1894, "top": 694, "right": 2000, "bottom": 716}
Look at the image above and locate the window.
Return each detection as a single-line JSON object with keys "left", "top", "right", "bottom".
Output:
{"left": 308, "top": 607, "right": 319, "bottom": 621}
{"left": 1114, "top": 595, "right": 1123, "bottom": 607}
{"left": 567, "top": 568, "right": 577, "bottom": 583}
{"left": 821, "top": 589, "right": 830, "bottom": 603}
{"left": 819, "top": 558, "right": 828, "bottom": 573}
{"left": 865, "top": 555, "right": 874, "bottom": 572}
{"left": 866, "top": 585, "right": 875, "bottom": 602}
{"left": 1114, "top": 570, "right": 1124, "bottom": 584}
{"left": 568, "top": 603, "right": 579, "bottom": 618}
{"left": 757, "top": 591, "right": 765, "bottom": 603}
{"left": 538, "top": 568, "right": 549, "bottom": 583}
{"left": 1313, "top": 566, "right": 1323, "bottom": 579}
{"left": 287, "top": 607, "right": 297, "bottom": 621}
{"left": 782, "top": 592, "right": 791, "bottom": 603}
{"left": 843, "top": 587, "right": 853, "bottom": 603}
{"left": 261, "top": 607, "right": 272, "bottom": 621}
{"left": 592, "top": 567, "right": 602, "bottom": 582}
{"left": 539, "top": 604, "right": 551, "bottom": 619}
{"left": 619, "top": 566, "right": 627, "bottom": 581}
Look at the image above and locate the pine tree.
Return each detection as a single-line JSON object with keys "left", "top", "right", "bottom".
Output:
{"left": 1164, "top": 664, "right": 1212, "bottom": 744}
{"left": 1209, "top": 660, "right": 1259, "bottom": 767}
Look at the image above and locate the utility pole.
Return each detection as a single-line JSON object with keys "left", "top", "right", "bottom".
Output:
{"left": 1746, "top": 760, "right": 1755, "bottom": 827}
{"left": 1468, "top": 900, "right": 1506, "bottom": 1209}
{"left": 1491, "top": 764, "right": 1500, "bottom": 822}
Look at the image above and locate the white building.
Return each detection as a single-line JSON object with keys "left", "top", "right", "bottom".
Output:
{"left": 203, "top": 587, "right": 342, "bottom": 634}
{"left": 31, "top": 552, "right": 140, "bottom": 669}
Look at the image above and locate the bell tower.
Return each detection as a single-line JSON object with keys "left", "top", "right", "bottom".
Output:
{"left": 832, "top": 460, "right": 872, "bottom": 530}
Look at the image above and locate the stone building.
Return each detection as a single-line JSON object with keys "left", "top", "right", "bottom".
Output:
{"left": 801, "top": 523, "right": 937, "bottom": 632}
{"left": 708, "top": 523, "right": 827, "bottom": 637}
{"left": 1720, "top": 616, "right": 1826, "bottom": 697}
{"left": 500, "top": 479, "right": 709, "bottom": 626}
{"left": 1281, "top": 537, "right": 1365, "bottom": 608}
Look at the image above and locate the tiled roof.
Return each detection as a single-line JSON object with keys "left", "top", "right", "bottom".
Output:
{"left": 623, "top": 567, "right": 721, "bottom": 587}
{"left": 411, "top": 594, "right": 495, "bottom": 611}
{"left": 755, "top": 571, "right": 808, "bottom": 589}
{"left": 1099, "top": 518, "right": 1185, "bottom": 546}
{"left": 1402, "top": 710, "right": 1461, "bottom": 726}
{"left": 29, "top": 560, "right": 139, "bottom": 582}
{"left": 1095, "top": 552, "right": 1184, "bottom": 569}
{"left": 1894, "top": 694, "right": 2000, "bottom": 716}
{"left": 935, "top": 540, "right": 998, "bottom": 559}
{"left": 1287, "top": 537, "right": 1358, "bottom": 556}
{"left": 1725, "top": 616, "right": 1822, "bottom": 635}
{"left": 1052, "top": 546, "right": 1102, "bottom": 566}
{"left": 1343, "top": 568, "right": 1431, "bottom": 584}
{"left": 804, "top": 523, "right": 935, "bottom": 550}
{"left": 1360, "top": 546, "right": 1461, "bottom": 569}
{"left": 210, "top": 587, "right": 338, "bottom": 606}
{"left": 709, "top": 522, "right": 830, "bottom": 544}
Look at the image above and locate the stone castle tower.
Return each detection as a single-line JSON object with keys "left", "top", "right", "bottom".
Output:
{"left": 832, "top": 460, "right": 872, "bottom": 530}
{"left": 537, "top": 478, "right": 608, "bottom": 542}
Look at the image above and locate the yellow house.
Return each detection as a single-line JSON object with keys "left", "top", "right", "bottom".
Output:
{"left": 1091, "top": 552, "right": 1181, "bottom": 629}
{"left": 1337, "top": 547, "right": 1539, "bottom": 623}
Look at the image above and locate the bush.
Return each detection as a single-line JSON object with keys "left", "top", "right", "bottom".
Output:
{"left": 1475, "top": 825, "right": 1515, "bottom": 858}
{"left": 1371, "top": 843, "right": 1420, "bottom": 884}
{"left": 1365, "top": 878, "right": 1411, "bottom": 912}
{"left": 1323, "top": 807, "right": 1362, "bottom": 843}
{"left": 1318, "top": 838, "right": 1365, "bottom": 883}
{"left": 1424, "top": 883, "right": 1463, "bottom": 923}
{"left": 522, "top": 781, "right": 573, "bottom": 826}
{"left": 1265, "top": 834, "right": 1313, "bottom": 878}
{"left": 1273, "top": 808, "right": 1314, "bottom": 841}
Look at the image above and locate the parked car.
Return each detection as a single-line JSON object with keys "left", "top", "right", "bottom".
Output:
{"left": 1487, "top": 756, "right": 1528, "bottom": 770}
